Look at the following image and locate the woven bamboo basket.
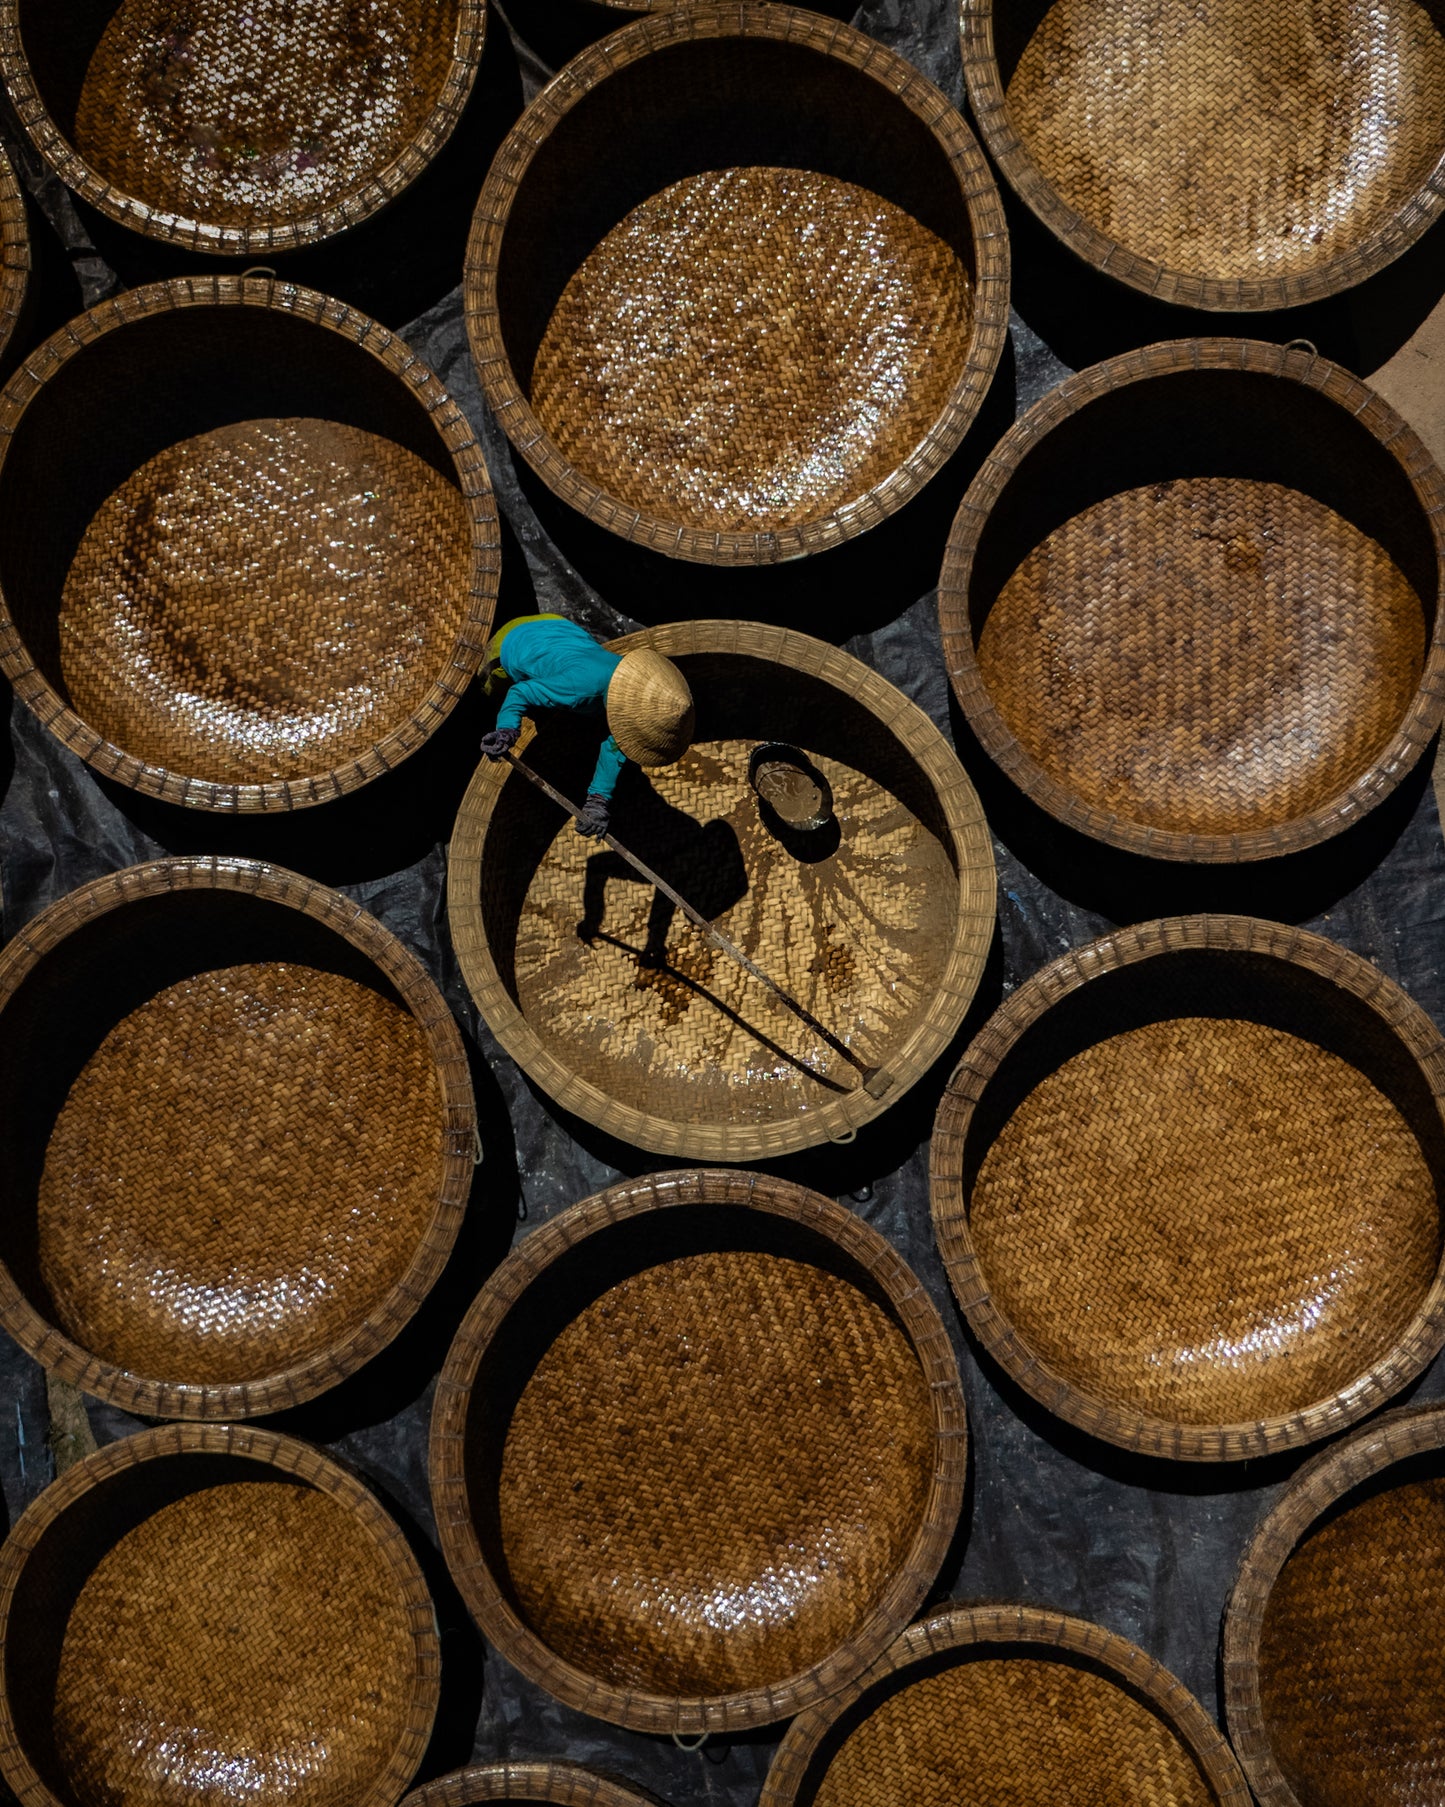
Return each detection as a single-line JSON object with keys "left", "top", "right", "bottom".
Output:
{"left": 465, "top": 3, "right": 1009, "bottom": 565}
{"left": 406, "top": 1762, "right": 658, "bottom": 1806}
{"left": 448, "top": 620, "right": 995, "bottom": 1161}
{"left": 0, "top": 0, "right": 485, "bottom": 257}
{"left": 0, "top": 146, "right": 29, "bottom": 372}
{"left": 761, "top": 1604, "right": 1251, "bottom": 1806}
{"left": 940, "top": 340, "right": 1445, "bottom": 862}
{"left": 430, "top": 1169, "right": 968, "bottom": 1736}
{"left": 0, "top": 856, "right": 476, "bottom": 1421}
{"left": 1224, "top": 1402, "right": 1445, "bottom": 1807}
{"left": 931, "top": 916, "right": 1445, "bottom": 1462}
{"left": 0, "top": 276, "right": 500, "bottom": 812}
{"left": 0, "top": 1422, "right": 439, "bottom": 1807}
{"left": 961, "top": 0, "right": 1445, "bottom": 310}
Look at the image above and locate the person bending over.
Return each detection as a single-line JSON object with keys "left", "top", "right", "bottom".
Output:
{"left": 479, "top": 614, "right": 695, "bottom": 838}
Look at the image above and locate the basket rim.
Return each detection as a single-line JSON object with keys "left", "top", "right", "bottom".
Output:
{"left": 0, "top": 0, "right": 486, "bottom": 255}
{"left": 938, "top": 337, "right": 1445, "bottom": 863}
{"left": 929, "top": 913, "right": 1445, "bottom": 1462}
{"left": 0, "top": 274, "right": 501, "bottom": 812}
{"left": 1221, "top": 1400, "right": 1445, "bottom": 1807}
{"left": 0, "top": 1421, "right": 441, "bottom": 1807}
{"left": 959, "top": 0, "right": 1445, "bottom": 311}
{"left": 404, "top": 1760, "right": 661, "bottom": 1806}
{"left": 760, "top": 1601, "right": 1252, "bottom": 1805}
{"left": 446, "top": 618, "right": 996, "bottom": 1162}
{"left": 463, "top": 0, "right": 1011, "bottom": 566}
{"left": 0, "top": 145, "right": 29, "bottom": 371}
{"left": 0, "top": 854, "right": 478, "bottom": 1421}
{"left": 428, "top": 1167, "right": 969, "bottom": 1736}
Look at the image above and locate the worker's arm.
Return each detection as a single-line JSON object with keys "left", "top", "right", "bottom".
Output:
{"left": 576, "top": 736, "right": 628, "bottom": 838}
{"left": 494, "top": 679, "right": 554, "bottom": 734}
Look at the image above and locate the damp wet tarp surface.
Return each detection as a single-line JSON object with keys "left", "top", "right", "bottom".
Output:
{"left": 3, "top": 1, "right": 1445, "bottom": 1799}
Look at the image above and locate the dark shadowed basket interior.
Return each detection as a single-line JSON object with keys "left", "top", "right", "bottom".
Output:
{"left": 0, "top": 1424, "right": 439, "bottom": 1807}
{"left": 465, "top": 3, "right": 1009, "bottom": 564}
{"left": 0, "top": 858, "right": 476, "bottom": 1420}
{"left": 405, "top": 1760, "right": 659, "bottom": 1806}
{"left": 761, "top": 1605, "right": 1251, "bottom": 1806}
{"left": 0, "top": 0, "right": 485, "bottom": 255}
{"left": 940, "top": 341, "right": 1445, "bottom": 862}
{"left": 1224, "top": 1403, "right": 1445, "bottom": 1807}
{"left": 0, "top": 278, "right": 499, "bottom": 810}
{"left": 961, "top": 0, "right": 1445, "bottom": 309}
{"left": 429, "top": 1170, "right": 967, "bottom": 1736}
{"left": 931, "top": 917, "right": 1445, "bottom": 1461}
{"left": 0, "top": 146, "right": 29, "bottom": 371}
{"left": 447, "top": 621, "right": 995, "bottom": 1161}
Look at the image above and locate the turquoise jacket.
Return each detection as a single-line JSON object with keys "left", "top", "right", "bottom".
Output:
{"left": 494, "top": 617, "right": 628, "bottom": 800}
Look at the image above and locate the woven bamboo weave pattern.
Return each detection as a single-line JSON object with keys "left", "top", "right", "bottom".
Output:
{"left": 404, "top": 1763, "right": 659, "bottom": 1806}
{"left": 73, "top": 0, "right": 461, "bottom": 229}
{"left": 971, "top": 1016, "right": 1438, "bottom": 1425}
{"left": 762, "top": 1606, "right": 1251, "bottom": 1806}
{"left": 1257, "top": 1470, "right": 1445, "bottom": 1805}
{"left": 506, "top": 740, "right": 957, "bottom": 1128}
{"left": 977, "top": 477, "right": 1425, "bottom": 837}
{"left": 808, "top": 1659, "right": 1215, "bottom": 1807}
{"left": 0, "top": 148, "right": 27, "bottom": 372}
{"left": 1007, "top": 0, "right": 1445, "bottom": 285}
{"left": 498, "top": 1249, "right": 934, "bottom": 1697}
{"left": 531, "top": 168, "right": 974, "bottom": 535}
{"left": 36, "top": 962, "right": 445, "bottom": 1386}
{"left": 52, "top": 1479, "right": 418, "bottom": 1806}
{"left": 57, "top": 418, "right": 471, "bottom": 786}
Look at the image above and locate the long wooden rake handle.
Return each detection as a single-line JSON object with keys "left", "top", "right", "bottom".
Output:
{"left": 502, "top": 750, "right": 890, "bottom": 1094}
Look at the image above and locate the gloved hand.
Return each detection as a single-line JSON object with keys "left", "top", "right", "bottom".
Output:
{"left": 576, "top": 794, "right": 611, "bottom": 839}
{"left": 480, "top": 726, "right": 520, "bottom": 760}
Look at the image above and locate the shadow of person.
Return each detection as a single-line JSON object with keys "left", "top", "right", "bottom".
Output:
{"left": 578, "top": 806, "right": 749, "bottom": 963}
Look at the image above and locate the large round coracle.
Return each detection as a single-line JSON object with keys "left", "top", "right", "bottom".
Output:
{"left": 940, "top": 340, "right": 1445, "bottom": 862}
{"left": 447, "top": 620, "right": 996, "bottom": 1161}
{"left": 0, "top": 1424, "right": 440, "bottom": 1807}
{"left": 405, "top": 1762, "right": 658, "bottom": 1806}
{"left": 1225, "top": 1403, "right": 1445, "bottom": 1807}
{"left": 0, "top": 857, "right": 476, "bottom": 1421}
{"left": 961, "top": 0, "right": 1445, "bottom": 310}
{"left": 465, "top": 3, "right": 1009, "bottom": 565}
{"left": 931, "top": 916, "right": 1445, "bottom": 1461}
{"left": 0, "top": 0, "right": 485, "bottom": 256}
{"left": 429, "top": 1170, "right": 967, "bottom": 1736}
{"left": 0, "top": 277, "right": 499, "bottom": 811}
{"left": 761, "top": 1605, "right": 1251, "bottom": 1807}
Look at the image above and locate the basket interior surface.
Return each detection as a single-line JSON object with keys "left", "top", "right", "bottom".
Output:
{"left": 992, "top": 0, "right": 1445, "bottom": 285}
{"left": 955, "top": 949, "right": 1444, "bottom": 1428}
{"left": 17, "top": 0, "right": 465, "bottom": 229}
{"left": 1257, "top": 1447, "right": 1445, "bottom": 1806}
{"left": 461, "top": 1203, "right": 937, "bottom": 1698}
{"left": 4, "top": 1450, "right": 421, "bottom": 1807}
{"left": 0, "top": 301, "right": 473, "bottom": 789}
{"left": 960, "top": 368, "right": 1439, "bottom": 840}
{"left": 790, "top": 1641, "right": 1218, "bottom": 1805}
{"left": 0, "top": 887, "right": 447, "bottom": 1389}
{"left": 497, "top": 35, "right": 980, "bottom": 534}
{"left": 479, "top": 652, "right": 960, "bottom": 1132}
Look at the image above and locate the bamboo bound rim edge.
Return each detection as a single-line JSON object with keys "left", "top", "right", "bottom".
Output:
{"left": 0, "top": 0, "right": 487, "bottom": 255}
{"left": 464, "top": 1, "right": 1011, "bottom": 566}
{"left": 429, "top": 1168, "right": 969, "bottom": 1736}
{"left": 0, "top": 146, "right": 29, "bottom": 371}
{"left": 938, "top": 337, "right": 1445, "bottom": 864}
{"left": 958, "top": 0, "right": 1445, "bottom": 311}
{"left": 930, "top": 913, "right": 1445, "bottom": 1462}
{"left": 0, "top": 854, "right": 478, "bottom": 1421}
{"left": 0, "top": 1421, "right": 442, "bottom": 1807}
{"left": 1221, "top": 1401, "right": 1445, "bottom": 1807}
{"left": 404, "top": 1759, "right": 662, "bottom": 1806}
{"left": 446, "top": 618, "right": 996, "bottom": 1162}
{"left": 759, "top": 1602, "right": 1252, "bottom": 1806}
{"left": 0, "top": 275, "right": 502, "bottom": 813}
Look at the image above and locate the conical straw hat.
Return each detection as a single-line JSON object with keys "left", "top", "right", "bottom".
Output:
{"left": 606, "top": 650, "right": 695, "bottom": 767}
